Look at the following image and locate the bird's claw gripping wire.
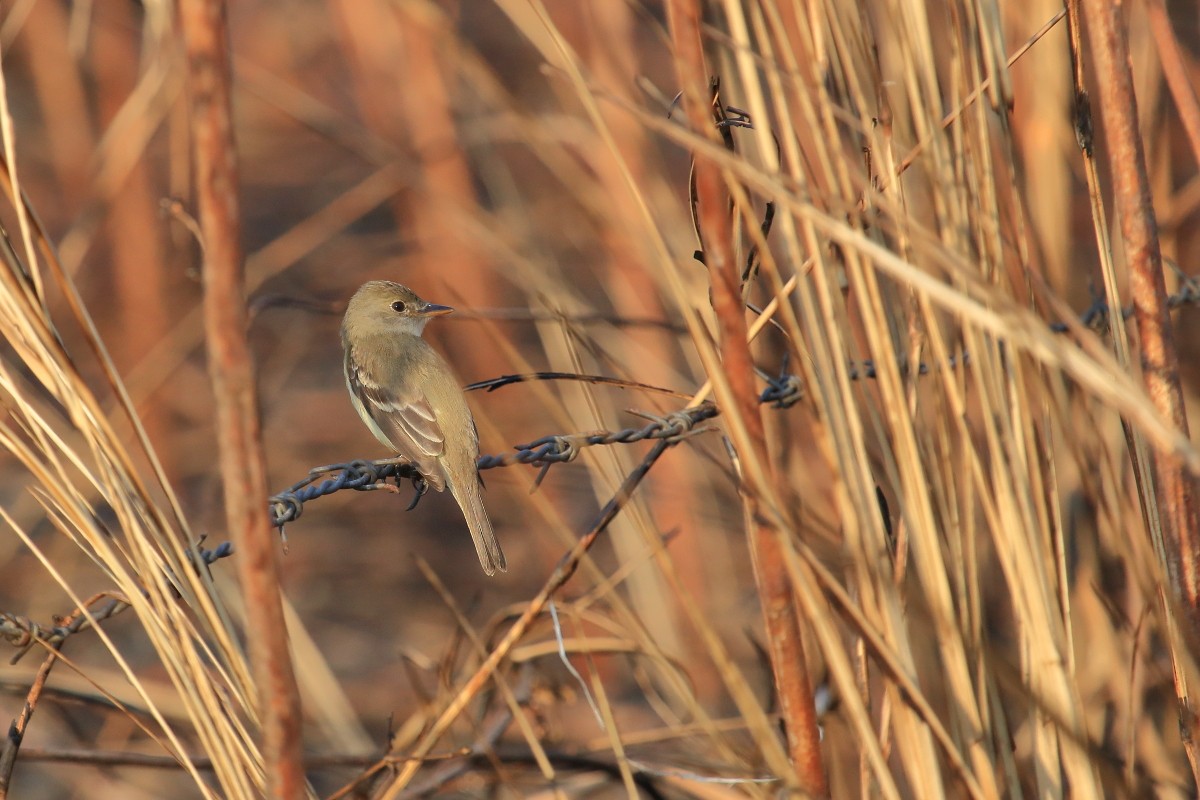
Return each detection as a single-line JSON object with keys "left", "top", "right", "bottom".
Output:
{"left": 405, "top": 474, "right": 430, "bottom": 511}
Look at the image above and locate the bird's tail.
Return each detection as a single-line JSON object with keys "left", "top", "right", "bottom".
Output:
{"left": 449, "top": 479, "right": 506, "bottom": 576}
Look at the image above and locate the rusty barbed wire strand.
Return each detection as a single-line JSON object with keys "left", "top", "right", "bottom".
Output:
{"left": 268, "top": 274, "right": 1200, "bottom": 530}
{"left": 267, "top": 406, "right": 720, "bottom": 529}
{"left": 0, "top": 597, "right": 128, "bottom": 664}
{"left": 0, "top": 542, "right": 234, "bottom": 661}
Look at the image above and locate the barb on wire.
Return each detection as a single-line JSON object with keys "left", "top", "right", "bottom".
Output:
{"left": 187, "top": 538, "right": 236, "bottom": 567}
{"left": 268, "top": 271, "right": 1200, "bottom": 531}
{"left": 0, "top": 595, "right": 129, "bottom": 665}
{"left": 467, "top": 372, "right": 690, "bottom": 399}
{"left": 0, "top": 540, "right": 233, "bottom": 664}
{"left": 267, "top": 404, "right": 721, "bottom": 529}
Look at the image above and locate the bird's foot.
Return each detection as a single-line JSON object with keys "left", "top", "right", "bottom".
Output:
{"left": 405, "top": 475, "right": 429, "bottom": 511}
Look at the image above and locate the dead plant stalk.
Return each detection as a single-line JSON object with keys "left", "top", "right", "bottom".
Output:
{"left": 1081, "top": 0, "right": 1200, "bottom": 619}
{"left": 664, "top": 0, "right": 827, "bottom": 793}
{"left": 177, "top": 0, "right": 305, "bottom": 797}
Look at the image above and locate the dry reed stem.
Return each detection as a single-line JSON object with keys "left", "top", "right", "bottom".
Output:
{"left": 664, "top": 1, "right": 826, "bottom": 794}
{"left": 1144, "top": 0, "right": 1200, "bottom": 168}
{"left": 1082, "top": 0, "right": 1200, "bottom": 618}
{"left": 367, "top": 440, "right": 672, "bottom": 799}
{"left": 1082, "top": 0, "right": 1200, "bottom": 788}
{"left": 177, "top": 1, "right": 304, "bottom": 797}
{"left": 0, "top": 623, "right": 68, "bottom": 798}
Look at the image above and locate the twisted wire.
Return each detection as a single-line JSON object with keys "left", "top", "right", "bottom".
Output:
{"left": 761, "top": 275, "right": 1200, "bottom": 408}
{"left": 5, "top": 278, "right": 1194, "bottom": 652}
{"left": 270, "top": 275, "right": 1200, "bottom": 527}
{"left": 0, "top": 598, "right": 128, "bottom": 663}
{"left": 0, "top": 543, "right": 233, "bottom": 659}
{"left": 268, "top": 405, "right": 720, "bottom": 528}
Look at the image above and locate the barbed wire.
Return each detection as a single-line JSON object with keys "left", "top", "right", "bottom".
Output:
{"left": 761, "top": 274, "right": 1200, "bottom": 409}
{"left": 0, "top": 542, "right": 234, "bottom": 661}
{"left": 2, "top": 282, "right": 1194, "bottom": 665}
{"left": 10, "top": 278, "right": 1191, "bottom": 660}
{"left": 268, "top": 406, "right": 721, "bottom": 529}
{"left": 268, "top": 273, "right": 1200, "bottom": 530}
{"left": 1052, "top": 274, "right": 1200, "bottom": 333}
{"left": 0, "top": 596, "right": 128, "bottom": 664}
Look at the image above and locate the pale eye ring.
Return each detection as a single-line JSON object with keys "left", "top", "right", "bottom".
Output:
{"left": 391, "top": 300, "right": 407, "bottom": 312}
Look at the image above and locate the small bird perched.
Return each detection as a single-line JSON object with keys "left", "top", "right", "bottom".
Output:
{"left": 341, "top": 281, "right": 506, "bottom": 575}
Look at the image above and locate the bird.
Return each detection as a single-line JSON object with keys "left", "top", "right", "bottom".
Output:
{"left": 341, "top": 281, "right": 506, "bottom": 575}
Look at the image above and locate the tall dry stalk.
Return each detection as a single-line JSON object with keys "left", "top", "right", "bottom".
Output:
{"left": 665, "top": 2, "right": 826, "bottom": 793}
{"left": 177, "top": 0, "right": 305, "bottom": 797}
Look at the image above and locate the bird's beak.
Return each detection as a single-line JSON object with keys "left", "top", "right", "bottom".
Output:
{"left": 421, "top": 303, "right": 454, "bottom": 317}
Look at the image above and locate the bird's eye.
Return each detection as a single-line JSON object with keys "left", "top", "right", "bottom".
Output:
{"left": 391, "top": 301, "right": 407, "bottom": 312}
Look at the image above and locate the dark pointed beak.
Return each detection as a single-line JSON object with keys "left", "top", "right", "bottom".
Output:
{"left": 421, "top": 303, "right": 454, "bottom": 317}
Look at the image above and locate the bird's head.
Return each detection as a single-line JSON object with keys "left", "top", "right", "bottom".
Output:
{"left": 343, "top": 280, "right": 454, "bottom": 338}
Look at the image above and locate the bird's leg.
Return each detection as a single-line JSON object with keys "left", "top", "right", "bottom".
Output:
{"left": 365, "top": 456, "right": 419, "bottom": 496}
{"left": 368, "top": 456, "right": 428, "bottom": 507}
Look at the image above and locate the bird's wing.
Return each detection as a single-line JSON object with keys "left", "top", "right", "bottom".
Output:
{"left": 345, "top": 350, "right": 448, "bottom": 489}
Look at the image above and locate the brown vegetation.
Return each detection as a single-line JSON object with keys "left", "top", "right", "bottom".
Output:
{"left": 0, "top": 1, "right": 1198, "bottom": 797}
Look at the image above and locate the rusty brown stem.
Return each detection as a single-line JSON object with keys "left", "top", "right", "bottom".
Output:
{"left": 0, "top": 647, "right": 59, "bottom": 798}
{"left": 1082, "top": 0, "right": 1200, "bottom": 622}
{"left": 364, "top": 439, "right": 673, "bottom": 799}
{"left": 1144, "top": 0, "right": 1200, "bottom": 169}
{"left": 177, "top": 1, "right": 305, "bottom": 797}
{"left": 663, "top": 1, "right": 827, "bottom": 794}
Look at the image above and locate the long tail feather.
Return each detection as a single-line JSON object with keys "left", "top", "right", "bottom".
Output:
{"left": 448, "top": 479, "right": 506, "bottom": 575}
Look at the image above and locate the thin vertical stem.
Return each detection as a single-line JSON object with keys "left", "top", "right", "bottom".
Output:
{"left": 1144, "top": 0, "right": 1200, "bottom": 168}
{"left": 663, "top": 2, "right": 827, "bottom": 793}
{"left": 1081, "top": 0, "right": 1200, "bottom": 621}
{"left": 0, "top": 648, "right": 59, "bottom": 798}
{"left": 177, "top": 1, "right": 305, "bottom": 797}
{"left": 1081, "top": 0, "right": 1200, "bottom": 784}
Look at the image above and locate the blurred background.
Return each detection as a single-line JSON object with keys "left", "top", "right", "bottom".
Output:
{"left": 0, "top": 0, "right": 1197, "bottom": 797}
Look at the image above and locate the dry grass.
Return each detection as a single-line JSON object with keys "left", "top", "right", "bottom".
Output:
{"left": 0, "top": 0, "right": 1198, "bottom": 798}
